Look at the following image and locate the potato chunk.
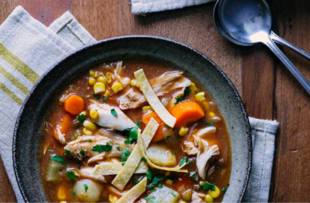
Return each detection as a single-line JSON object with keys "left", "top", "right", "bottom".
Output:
{"left": 145, "top": 185, "right": 180, "bottom": 203}
{"left": 73, "top": 179, "right": 103, "bottom": 202}
{"left": 146, "top": 144, "right": 177, "bottom": 167}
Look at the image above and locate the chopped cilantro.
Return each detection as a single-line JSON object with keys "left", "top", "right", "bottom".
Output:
{"left": 166, "top": 125, "right": 171, "bottom": 129}
{"left": 51, "top": 155, "right": 65, "bottom": 163}
{"left": 171, "top": 193, "right": 176, "bottom": 197}
{"left": 48, "top": 149, "right": 54, "bottom": 153}
{"left": 222, "top": 187, "right": 227, "bottom": 193}
{"left": 216, "top": 165, "right": 221, "bottom": 170}
{"left": 78, "top": 163, "right": 81, "bottom": 170}
{"left": 298, "top": 106, "right": 301, "bottom": 110}
{"left": 186, "top": 159, "right": 192, "bottom": 165}
{"left": 151, "top": 188, "right": 156, "bottom": 192}
{"left": 144, "top": 196, "right": 155, "bottom": 200}
{"left": 174, "top": 87, "right": 191, "bottom": 104}
{"left": 146, "top": 170, "right": 153, "bottom": 181}
{"left": 153, "top": 174, "right": 164, "bottom": 182}
{"left": 190, "top": 171, "right": 197, "bottom": 180}
{"left": 121, "top": 152, "right": 128, "bottom": 165}
{"left": 72, "top": 191, "right": 76, "bottom": 196}
{"left": 83, "top": 184, "right": 88, "bottom": 192}
{"left": 111, "top": 109, "right": 117, "bottom": 116}
{"left": 142, "top": 157, "right": 147, "bottom": 162}
{"left": 92, "top": 143, "right": 112, "bottom": 153}
{"left": 64, "top": 149, "right": 70, "bottom": 156}
{"left": 179, "top": 156, "right": 187, "bottom": 166}
{"left": 77, "top": 114, "right": 85, "bottom": 123}
{"left": 171, "top": 151, "right": 175, "bottom": 155}
{"left": 124, "top": 149, "right": 131, "bottom": 156}
{"left": 157, "top": 184, "right": 163, "bottom": 188}
{"left": 88, "top": 139, "right": 92, "bottom": 142}
{"left": 203, "top": 182, "right": 216, "bottom": 191}
{"left": 205, "top": 121, "right": 214, "bottom": 126}
{"left": 80, "top": 150, "right": 85, "bottom": 157}
{"left": 124, "top": 140, "right": 131, "bottom": 145}
{"left": 135, "top": 121, "right": 141, "bottom": 126}
{"left": 93, "top": 94, "right": 100, "bottom": 100}
{"left": 129, "top": 126, "right": 138, "bottom": 143}
{"left": 66, "top": 171, "right": 76, "bottom": 180}
{"left": 103, "top": 96, "right": 108, "bottom": 102}
{"left": 195, "top": 90, "right": 198, "bottom": 94}
{"left": 165, "top": 135, "right": 171, "bottom": 140}
{"left": 115, "top": 146, "right": 121, "bottom": 151}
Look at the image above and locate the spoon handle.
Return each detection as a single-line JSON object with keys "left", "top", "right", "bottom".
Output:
{"left": 264, "top": 37, "right": 310, "bottom": 94}
{"left": 270, "top": 31, "right": 310, "bottom": 60}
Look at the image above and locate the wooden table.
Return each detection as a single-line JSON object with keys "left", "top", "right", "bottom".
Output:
{"left": 1, "top": 0, "right": 310, "bottom": 202}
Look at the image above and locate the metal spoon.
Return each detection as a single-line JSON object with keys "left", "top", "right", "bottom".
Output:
{"left": 214, "top": 0, "right": 310, "bottom": 60}
{"left": 215, "top": 0, "right": 310, "bottom": 94}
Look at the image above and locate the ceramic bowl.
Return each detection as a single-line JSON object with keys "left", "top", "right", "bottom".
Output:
{"left": 13, "top": 36, "right": 251, "bottom": 202}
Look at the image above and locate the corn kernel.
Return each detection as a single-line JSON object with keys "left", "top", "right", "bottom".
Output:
{"left": 203, "top": 101, "right": 210, "bottom": 112}
{"left": 166, "top": 179, "right": 173, "bottom": 185}
{"left": 93, "top": 82, "right": 106, "bottom": 94}
{"left": 190, "top": 82, "right": 198, "bottom": 91}
{"left": 130, "top": 79, "right": 137, "bottom": 87}
{"left": 83, "top": 127, "right": 93, "bottom": 135}
{"left": 88, "top": 77, "right": 96, "bottom": 86}
{"left": 208, "top": 186, "right": 220, "bottom": 199}
{"left": 106, "top": 72, "right": 113, "bottom": 83}
{"left": 89, "top": 70, "right": 96, "bottom": 77}
{"left": 208, "top": 112, "right": 216, "bottom": 118}
{"left": 83, "top": 120, "right": 97, "bottom": 132}
{"left": 104, "top": 90, "right": 110, "bottom": 97}
{"left": 205, "top": 194, "right": 214, "bottom": 203}
{"left": 90, "top": 109, "right": 99, "bottom": 120}
{"left": 142, "top": 106, "right": 152, "bottom": 112}
{"left": 111, "top": 82, "right": 123, "bottom": 93}
{"left": 97, "top": 76, "right": 107, "bottom": 84}
{"left": 57, "top": 185, "right": 66, "bottom": 200}
{"left": 195, "top": 92, "right": 205, "bottom": 101}
{"left": 179, "top": 127, "right": 189, "bottom": 136}
{"left": 109, "top": 194, "right": 118, "bottom": 203}
{"left": 179, "top": 201, "right": 186, "bottom": 203}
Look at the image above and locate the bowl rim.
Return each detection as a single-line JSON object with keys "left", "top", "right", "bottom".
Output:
{"left": 13, "top": 35, "right": 252, "bottom": 202}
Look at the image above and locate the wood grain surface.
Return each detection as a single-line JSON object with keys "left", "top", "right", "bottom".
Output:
{"left": 1, "top": 0, "right": 310, "bottom": 202}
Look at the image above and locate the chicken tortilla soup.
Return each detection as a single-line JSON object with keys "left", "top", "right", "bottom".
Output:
{"left": 39, "top": 61, "right": 231, "bottom": 203}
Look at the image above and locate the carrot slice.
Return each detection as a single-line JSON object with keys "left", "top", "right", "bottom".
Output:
{"left": 142, "top": 112, "right": 165, "bottom": 142}
{"left": 59, "top": 114, "right": 72, "bottom": 134}
{"left": 63, "top": 95, "right": 85, "bottom": 115}
{"left": 170, "top": 101, "right": 205, "bottom": 128}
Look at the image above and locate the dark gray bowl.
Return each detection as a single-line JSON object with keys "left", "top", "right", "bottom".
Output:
{"left": 13, "top": 36, "right": 251, "bottom": 202}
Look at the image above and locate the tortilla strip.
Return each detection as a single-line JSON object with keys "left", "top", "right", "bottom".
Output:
{"left": 134, "top": 69, "right": 176, "bottom": 128}
{"left": 92, "top": 161, "right": 148, "bottom": 176}
{"left": 116, "top": 177, "right": 147, "bottom": 203}
{"left": 137, "top": 119, "right": 188, "bottom": 173}
{"left": 112, "top": 119, "right": 159, "bottom": 190}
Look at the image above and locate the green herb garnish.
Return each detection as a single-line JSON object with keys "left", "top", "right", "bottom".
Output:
{"left": 222, "top": 187, "right": 227, "bottom": 193}
{"left": 298, "top": 106, "right": 301, "bottom": 110}
{"left": 92, "top": 143, "right": 112, "bottom": 153}
{"left": 103, "top": 96, "right": 108, "bottom": 102}
{"left": 166, "top": 125, "right": 171, "bottom": 129}
{"left": 171, "top": 193, "right": 177, "bottom": 197}
{"left": 165, "top": 135, "right": 171, "bottom": 140}
{"left": 174, "top": 87, "right": 191, "bottom": 104}
{"left": 50, "top": 155, "right": 65, "bottom": 163}
{"left": 157, "top": 184, "right": 163, "bottom": 188}
{"left": 146, "top": 170, "right": 153, "bottom": 181}
{"left": 121, "top": 152, "right": 128, "bottom": 165}
{"left": 83, "top": 184, "right": 88, "bottom": 192}
{"left": 77, "top": 114, "right": 85, "bottom": 123}
{"left": 124, "top": 149, "right": 131, "bottom": 156}
{"left": 203, "top": 182, "right": 216, "bottom": 191}
{"left": 171, "top": 151, "right": 175, "bottom": 155}
{"left": 111, "top": 109, "right": 117, "bottom": 116}
{"left": 78, "top": 163, "right": 81, "bottom": 170}
{"left": 64, "top": 149, "right": 70, "bottom": 156}
{"left": 129, "top": 125, "right": 138, "bottom": 143}
{"left": 144, "top": 196, "right": 155, "bottom": 200}
{"left": 135, "top": 121, "right": 141, "bottom": 126}
{"left": 205, "top": 121, "right": 213, "bottom": 126}
{"left": 66, "top": 171, "right": 76, "bottom": 180}
{"left": 115, "top": 146, "right": 121, "bottom": 151}
{"left": 179, "top": 156, "right": 187, "bottom": 166}
{"left": 189, "top": 171, "right": 197, "bottom": 180}
{"left": 80, "top": 150, "right": 85, "bottom": 157}
{"left": 48, "top": 149, "right": 54, "bottom": 153}
{"left": 142, "top": 157, "right": 147, "bottom": 162}
{"left": 93, "top": 94, "right": 100, "bottom": 100}
{"left": 72, "top": 191, "right": 76, "bottom": 196}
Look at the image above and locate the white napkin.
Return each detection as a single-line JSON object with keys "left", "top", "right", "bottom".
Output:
{"left": 131, "top": 0, "right": 215, "bottom": 15}
{"left": 0, "top": 6, "right": 279, "bottom": 202}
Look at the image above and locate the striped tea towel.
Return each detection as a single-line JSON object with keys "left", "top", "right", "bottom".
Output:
{"left": 0, "top": 6, "right": 279, "bottom": 202}
{"left": 131, "top": 0, "right": 215, "bottom": 15}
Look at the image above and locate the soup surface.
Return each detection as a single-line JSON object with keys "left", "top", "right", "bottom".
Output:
{"left": 39, "top": 61, "right": 231, "bottom": 203}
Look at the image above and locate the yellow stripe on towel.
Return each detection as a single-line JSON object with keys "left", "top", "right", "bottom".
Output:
{"left": 0, "top": 66, "right": 29, "bottom": 95}
{"left": 0, "top": 43, "right": 39, "bottom": 83}
{"left": 0, "top": 83, "right": 22, "bottom": 105}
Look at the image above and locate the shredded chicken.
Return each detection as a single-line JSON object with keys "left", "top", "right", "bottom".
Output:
{"left": 195, "top": 137, "right": 220, "bottom": 180}
{"left": 119, "top": 71, "right": 191, "bottom": 109}
{"left": 194, "top": 126, "right": 216, "bottom": 139}
{"left": 54, "top": 126, "right": 66, "bottom": 144}
{"left": 191, "top": 192, "right": 205, "bottom": 203}
{"left": 89, "top": 103, "right": 136, "bottom": 131}
{"left": 64, "top": 135, "right": 133, "bottom": 163}
{"left": 114, "top": 61, "right": 130, "bottom": 87}
{"left": 183, "top": 141, "right": 198, "bottom": 155}
{"left": 71, "top": 167, "right": 106, "bottom": 183}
